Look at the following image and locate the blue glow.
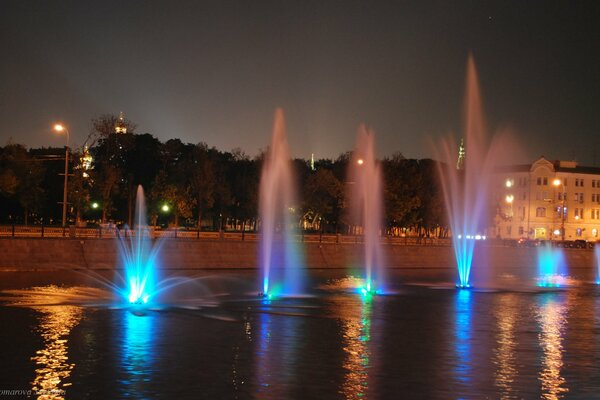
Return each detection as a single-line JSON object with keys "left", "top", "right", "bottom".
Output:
{"left": 119, "top": 310, "right": 157, "bottom": 397}
{"left": 117, "top": 186, "right": 162, "bottom": 306}
{"left": 536, "top": 243, "right": 567, "bottom": 287}
{"left": 454, "top": 288, "right": 473, "bottom": 386}
{"left": 452, "top": 236, "right": 475, "bottom": 288}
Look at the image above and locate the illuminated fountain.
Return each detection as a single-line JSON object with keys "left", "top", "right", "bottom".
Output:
{"left": 435, "top": 55, "right": 506, "bottom": 288}
{"left": 258, "top": 108, "right": 304, "bottom": 298}
{"left": 536, "top": 243, "right": 567, "bottom": 287}
{"left": 117, "top": 186, "right": 163, "bottom": 304}
{"left": 348, "top": 126, "right": 385, "bottom": 295}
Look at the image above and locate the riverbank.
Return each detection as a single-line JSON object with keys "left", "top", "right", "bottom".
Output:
{"left": 0, "top": 238, "right": 595, "bottom": 281}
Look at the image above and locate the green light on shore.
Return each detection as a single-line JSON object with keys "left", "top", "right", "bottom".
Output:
{"left": 161, "top": 204, "right": 170, "bottom": 212}
{"left": 91, "top": 202, "right": 99, "bottom": 209}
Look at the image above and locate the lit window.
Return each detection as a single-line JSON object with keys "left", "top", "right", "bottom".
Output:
{"left": 536, "top": 207, "right": 546, "bottom": 217}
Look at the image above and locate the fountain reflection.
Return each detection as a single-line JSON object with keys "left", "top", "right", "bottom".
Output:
{"left": 118, "top": 311, "right": 157, "bottom": 398}
{"left": 453, "top": 289, "right": 472, "bottom": 388}
{"left": 492, "top": 294, "right": 519, "bottom": 399}
{"left": 254, "top": 310, "right": 300, "bottom": 399}
{"left": 339, "top": 295, "right": 373, "bottom": 399}
{"left": 31, "top": 305, "right": 83, "bottom": 399}
{"left": 536, "top": 294, "right": 569, "bottom": 399}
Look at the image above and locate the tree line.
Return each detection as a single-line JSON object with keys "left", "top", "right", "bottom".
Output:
{"left": 0, "top": 114, "right": 448, "bottom": 236}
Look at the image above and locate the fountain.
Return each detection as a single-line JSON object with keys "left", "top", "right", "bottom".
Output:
{"left": 536, "top": 242, "right": 567, "bottom": 287}
{"left": 435, "top": 55, "right": 506, "bottom": 288}
{"left": 258, "top": 108, "right": 304, "bottom": 298}
{"left": 117, "top": 186, "right": 163, "bottom": 305}
{"left": 347, "top": 126, "right": 385, "bottom": 295}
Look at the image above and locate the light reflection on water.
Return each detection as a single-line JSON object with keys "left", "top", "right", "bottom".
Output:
{"left": 254, "top": 307, "right": 301, "bottom": 399}
{"left": 31, "top": 305, "right": 83, "bottom": 399}
{"left": 453, "top": 289, "right": 472, "bottom": 388}
{"left": 492, "top": 294, "right": 519, "bottom": 399}
{"left": 118, "top": 311, "right": 157, "bottom": 398}
{"left": 536, "top": 294, "right": 569, "bottom": 399}
{"left": 339, "top": 296, "right": 373, "bottom": 399}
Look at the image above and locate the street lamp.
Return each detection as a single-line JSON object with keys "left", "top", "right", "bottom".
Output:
{"left": 53, "top": 123, "right": 70, "bottom": 227}
{"left": 553, "top": 178, "right": 566, "bottom": 241}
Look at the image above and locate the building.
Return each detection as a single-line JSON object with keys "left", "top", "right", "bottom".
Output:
{"left": 493, "top": 157, "right": 600, "bottom": 242}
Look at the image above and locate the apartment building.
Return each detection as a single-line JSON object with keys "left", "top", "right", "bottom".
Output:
{"left": 493, "top": 157, "right": 600, "bottom": 242}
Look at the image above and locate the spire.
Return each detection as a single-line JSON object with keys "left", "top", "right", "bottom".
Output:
{"left": 456, "top": 138, "right": 465, "bottom": 170}
{"left": 115, "top": 111, "right": 127, "bottom": 134}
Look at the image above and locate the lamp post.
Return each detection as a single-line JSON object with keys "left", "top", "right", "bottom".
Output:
{"left": 54, "top": 124, "right": 70, "bottom": 227}
{"left": 553, "top": 179, "right": 566, "bottom": 241}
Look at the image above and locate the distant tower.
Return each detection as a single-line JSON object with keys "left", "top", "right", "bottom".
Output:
{"left": 456, "top": 138, "right": 465, "bottom": 170}
{"left": 115, "top": 111, "right": 127, "bottom": 134}
{"left": 310, "top": 153, "right": 315, "bottom": 171}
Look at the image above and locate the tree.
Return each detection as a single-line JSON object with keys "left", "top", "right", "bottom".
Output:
{"left": 189, "top": 143, "right": 215, "bottom": 229}
{"left": 0, "top": 144, "right": 45, "bottom": 225}
{"left": 303, "top": 168, "right": 344, "bottom": 233}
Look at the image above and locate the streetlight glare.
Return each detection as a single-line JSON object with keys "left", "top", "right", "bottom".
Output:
{"left": 53, "top": 124, "right": 65, "bottom": 132}
{"left": 357, "top": 159, "right": 364, "bottom": 165}
{"left": 553, "top": 178, "right": 561, "bottom": 187}
{"left": 161, "top": 204, "right": 170, "bottom": 212}
{"left": 91, "top": 202, "right": 99, "bottom": 209}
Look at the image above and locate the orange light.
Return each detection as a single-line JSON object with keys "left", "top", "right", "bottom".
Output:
{"left": 53, "top": 124, "right": 65, "bottom": 132}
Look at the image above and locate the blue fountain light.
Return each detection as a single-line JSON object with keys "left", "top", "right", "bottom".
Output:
{"left": 536, "top": 243, "right": 566, "bottom": 288}
{"left": 117, "top": 186, "right": 161, "bottom": 306}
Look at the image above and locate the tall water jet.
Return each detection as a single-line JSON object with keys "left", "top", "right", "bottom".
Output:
{"left": 259, "top": 109, "right": 303, "bottom": 297}
{"left": 435, "top": 55, "right": 504, "bottom": 288}
{"left": 117, "top": 186, "right": 161, "bottom": 304}
{"left": 348, "top": 126, "right": 385, "bottom": 294}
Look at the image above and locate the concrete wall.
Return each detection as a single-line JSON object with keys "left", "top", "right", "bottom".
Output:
{"left": 0, "top": 238, "right": 595, "bottom": 279}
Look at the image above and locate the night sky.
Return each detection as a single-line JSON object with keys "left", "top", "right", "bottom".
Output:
{"left": 1, "top": 1, "right": 598, "bottom": 163}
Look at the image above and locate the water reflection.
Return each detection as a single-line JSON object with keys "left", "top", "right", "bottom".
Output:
{"left": 453, "top": 289, "right": 472, "bottom": 388}
{"left": 340, "top": 296, "right": 373, "bottom": 399}
{"left": 492, "top": 294, "right": 518, "bottom": 399}
{"left": 537, "top": 294, "right": 569, "bottom": 399}
{"left": 254, "top": 308, "right": 300, "bottom": 399}
{"left": 118, "top": 311, "right": 157, "bottom": 398}
{"left": 31, "top": 305, "right": 83, "bottom": 399}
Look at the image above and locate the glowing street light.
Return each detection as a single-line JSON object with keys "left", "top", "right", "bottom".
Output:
{"left": 91, "top": 202, "right": 99, "bottom": 209}
{"left": 553, "top": 178, "right": 566, "bottom": 241}
{"left": 357, "top": 159, "right": 364, "bottom": 165}
{"left": 53, "top": 123, "right": 70, "bottom": 227}
{"left": 161, "top": 204, "right": 170, "bottom": 212}
{"left": 505, "top": 194, "right": 514, "bottom": 204}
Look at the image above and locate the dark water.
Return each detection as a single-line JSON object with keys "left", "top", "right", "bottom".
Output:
{"left": 1, "top": 270, "right": 600, "bottom": 399}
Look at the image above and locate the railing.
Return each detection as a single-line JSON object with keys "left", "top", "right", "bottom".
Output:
{"left": 0, "top": 225, "right": 453, "bottom": 246}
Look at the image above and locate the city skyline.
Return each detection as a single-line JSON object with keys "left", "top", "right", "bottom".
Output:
{"left": 1, "top": 1, "right": 598, "bottom": 163}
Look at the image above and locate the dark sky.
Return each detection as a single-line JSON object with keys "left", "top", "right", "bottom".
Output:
{"left": 1, "top": 1, "right": 598, "bottom": 163}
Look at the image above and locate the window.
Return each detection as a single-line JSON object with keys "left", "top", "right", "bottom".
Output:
{"left": 536, "top": 207, "right": 546, "bottom": 217}
{"left": 575, "top": 178, "right": 584, "bottom": 187}
{"left": 518, "top": 226, "right": 524, "bottom": 235}
{"left": 506, "top": 226, "right": 512, "bottom": 235}
{"left": 576, "top": 228, "right": 583, "bottom": 237}
{"left": 575, "top": 193, "right": 584, "bottom": 203}
{"left": 593, "top": 228, "right": 598, "bottom": 238}
{"left": 592, "top": 209, "right": 600, "bottom": 220}
{"left": 537, "top": 177, "right": 541, "bottom": 185}
{"left": 574, "top": 208, "right": 584, "bottom": 219}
